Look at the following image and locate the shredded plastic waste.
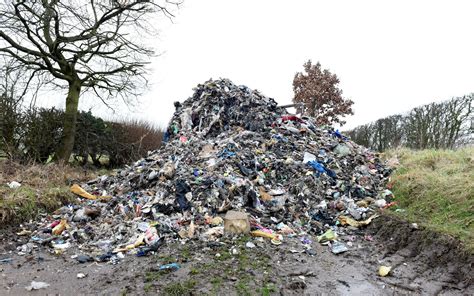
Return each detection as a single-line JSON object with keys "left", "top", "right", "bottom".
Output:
{"left": 14, "top": 78, "right": 394, "bottom": 264}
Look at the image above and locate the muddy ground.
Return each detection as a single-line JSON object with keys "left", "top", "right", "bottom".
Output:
{"left": 1, "top": 215, "right": 472, "bottom": 296}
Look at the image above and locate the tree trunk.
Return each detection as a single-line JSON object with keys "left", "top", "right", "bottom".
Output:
{"left": 55, "top": 79, "right": 81, "bottom": 163}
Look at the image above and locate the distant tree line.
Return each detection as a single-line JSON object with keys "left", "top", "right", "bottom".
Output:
{"left": 0, "top": 94, "right": 163, "bottom": 167}
{"left": 345, "top": 95, "right": 473, "bottom": 151}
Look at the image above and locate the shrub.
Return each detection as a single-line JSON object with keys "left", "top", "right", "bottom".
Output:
{"left": 1, "top": 105, "right": 163, "bottom": 167}
{"left": 0, "top": 93, "right": 23, "bottom": 159}
{"left": 73, "top": 111, "right": 110, "bottom": 166}
{"left": 107, "top": 118, "right": 163, "bottom": 167}
{"left": 22, "top": 107, "right": 63, "bottom": 162}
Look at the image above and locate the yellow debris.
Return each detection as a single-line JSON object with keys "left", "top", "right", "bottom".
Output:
{"left": 338, "top": 214, "right": 379, "bottom": 228}
{"left": 378, "top": 265, "right": 391, "bottom": 277}
{"left": 52, "top": 219, "right": 69, "bottom": 235}
{"left": 70, "top": 184, "right": 111, "bottom": 200}
{"left": 211, "top": 216, "right": 224, "bottom": 226}
{"left": 251, "top": 230, "right": 277, "bottom": 240}
{"left": 113, "top": 235, "right": 145, "bottom": 253}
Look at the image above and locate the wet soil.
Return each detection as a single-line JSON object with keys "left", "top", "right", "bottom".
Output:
{"left": 1, "top": 214, "right": 472, "bottom": 295}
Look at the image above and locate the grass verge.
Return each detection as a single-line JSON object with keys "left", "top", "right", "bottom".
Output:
{"left": 0, "top": 160, "right": 103, "bottom": 225}
{"left": 385, "top": 147, "right": 473, "bottom": 250}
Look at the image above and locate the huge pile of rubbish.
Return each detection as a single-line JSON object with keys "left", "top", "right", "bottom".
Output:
{"left": 16, "top": 79, "right": 394, "bottom": 261}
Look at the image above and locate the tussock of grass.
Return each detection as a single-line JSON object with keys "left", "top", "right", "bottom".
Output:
{"left": 0, "top": 160, "right": 102, "bottom": 225}
{"left": 162, "top": 280, "right": 196, "bottom": 296}
{"left": 385, "top": 147, "right": 474, "bottom": 250}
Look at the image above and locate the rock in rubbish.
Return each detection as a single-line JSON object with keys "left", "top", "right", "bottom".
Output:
{"left": 224, "top": 211, "right": 250, "bottom": 234}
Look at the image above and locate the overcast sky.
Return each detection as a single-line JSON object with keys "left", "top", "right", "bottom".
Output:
{"left": 85, "top": 0, "right": 474, "bottom": 130}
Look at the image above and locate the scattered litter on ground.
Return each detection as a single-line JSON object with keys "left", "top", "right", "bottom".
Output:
{"left": 317, "top": 229, "right": 337, "bottom": 243}
{"left": 159, "top": 263, "right": 181, "bottom": 272}
{"left": 7, "top": 181, "right": 21, "bottom": 189}
{"left": 331, "top": 241, "right": 349, "bottom": 254}
{"left": 378, "top": 265, "right": 392, "bottom": 277}
{"left": 0, "top": 258, "right": 13, "bottom": 264}
{"left": 25, "top": 281, "right": 49, "bottom": 291}
{"left": 245, "top": 241, "right": 256, "bottom": 248}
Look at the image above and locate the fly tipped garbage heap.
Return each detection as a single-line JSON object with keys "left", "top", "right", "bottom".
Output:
{"left": 20, "top": 78, "right": 394, "bottom": 260}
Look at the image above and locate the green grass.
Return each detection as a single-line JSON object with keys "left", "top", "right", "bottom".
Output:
{"left": 181, "top": 243, "right": 277, "bottom": 295}
{"left": 162, "top": 280, "right": 197, "bottom": 296}
{"left": 210, "top": 276, "right": 223, "bottom": 295}
{"left": 180, "top": 245, "right": 192, "bottom": 261}
{"left": 156, "top": 253, "right": 175, "bottom": 264}
{"left": 385, "top": 147, "right": 474, "bottom": 250}
{"left": 235, "top": 276, "right": 252, "bottom": 296}
{"left": 259, "top": 283, "right": 277, "bottom": 296}
{"left": 145, "top": 271, "right": 164, "bottom": 282}
{"left": 143, "top": 283, "right": 153, "bottom": 293}
{"left": 0, "top": 161, "right": 103, "bottom": 225}
{"left": 0, "top": 185, "right": 75, "bottom": 223}
{"left": 216, "top": 250, "right": 232, "bottom": 261}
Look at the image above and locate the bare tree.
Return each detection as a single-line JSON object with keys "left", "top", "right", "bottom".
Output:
{"left": 372, "top": 115, "right": 403, "bottom": 151}
{"left": 0, "top": 0, "right": 178, "bottom": 162}
{"left": 0, "top": 57, "right": 42, "bottom": 158}
{"left": 293, "top": 60, "right": 354, "bottom": 126}
{"left": 444, "top": 95, "right": 473, "bottom": 148}
{"left": 0, "top": 60, "right": 23, "bottom": 158}
{"left": 346, "top": 124, "right": 372, "bottom": 149}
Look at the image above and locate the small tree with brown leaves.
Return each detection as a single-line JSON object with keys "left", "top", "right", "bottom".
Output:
{"left": 293, "top": 60, "right": 354, "bottom": 126}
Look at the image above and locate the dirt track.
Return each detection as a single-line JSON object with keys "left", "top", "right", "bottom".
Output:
{"left": 1, "top": 215, "right": 472, "bottom": 295}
